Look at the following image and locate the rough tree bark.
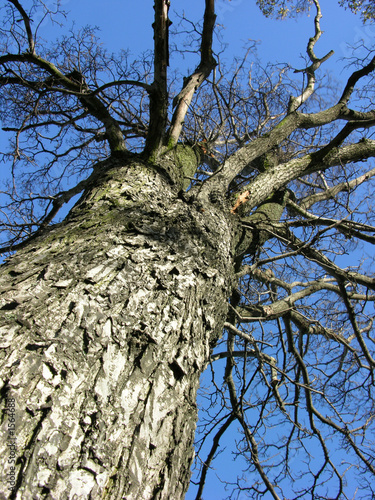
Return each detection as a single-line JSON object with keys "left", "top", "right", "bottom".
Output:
{"left": 1, "top": 0, "right": 375, "bottom": 498}
{"left": 0, "top": 155, "right": 236, "bottom": 499}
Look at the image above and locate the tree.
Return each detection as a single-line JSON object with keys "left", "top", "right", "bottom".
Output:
{"left": 0, "top": 0, "right": 374, "bottom": 498}
{"left": 339, "top": 0, "right": 375, "bottom": 22}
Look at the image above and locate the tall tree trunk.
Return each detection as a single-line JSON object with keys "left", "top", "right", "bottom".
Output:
{"left": 0, "top": 156, "right": 235, "bottom": 499}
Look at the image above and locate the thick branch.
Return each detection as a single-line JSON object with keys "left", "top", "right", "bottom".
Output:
{"left": 145, "top": 0, "right": 171, "bottom": 156}
{"left": 197, "top": 49, "right": 375, "bottom": 197}
{"left": 167, "top": 0, "right": 217, "bottom": 147}
{"left": 238, "top": 138, "right": 375, "bottom": 212}
{"left": 288, "top": 0, "right": 334, "bottom": 112}
{"left": 7, "top": 0, "right": 35, "bottom": 54}
{"left": 339, "top": 54, "right": 375, "bottom": 105}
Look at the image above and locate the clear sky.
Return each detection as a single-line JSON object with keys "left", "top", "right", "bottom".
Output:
{"left": 34, "top": 0, "right": 373, "bottom": 83}
{"left": 1, "top": 1, "right": 373, "bottom": 498}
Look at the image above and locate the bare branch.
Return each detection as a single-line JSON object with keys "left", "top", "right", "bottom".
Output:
{"left": 145, "top": 0, "right": 171, "bottom": 155}
{"left": 7, "top": 0, "right": 35, "bottom": 54}
{"left": 288, "top": 0, "right": 334, "bottom": 112}
{"left": 167, "top": 0, "right": 217, "bottom": 146}
{"left": 299, "top": 164, "right": 375, "bottom": 209}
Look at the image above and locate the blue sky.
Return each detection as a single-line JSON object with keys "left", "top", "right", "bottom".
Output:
{"left": 34, "top": 0, "right": 372, "bottom": 77}
{"left": 1, "top": 1, "right": 374, "bottom": 498}
{"left": 1, "top": 0, "right": 371, "bottom": 105}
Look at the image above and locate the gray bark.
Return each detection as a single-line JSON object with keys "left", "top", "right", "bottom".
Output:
{"left": 0, "top": 156, "right": 236, "bottom": 499}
